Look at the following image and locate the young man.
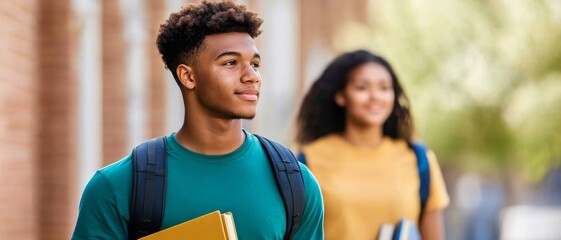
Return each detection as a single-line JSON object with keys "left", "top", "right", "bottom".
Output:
{"left": 71, "top": 1, "right": 324, "bottom": 239}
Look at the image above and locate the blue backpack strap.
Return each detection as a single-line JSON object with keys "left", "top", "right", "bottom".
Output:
{"left": 255, "top": 135, "right": 307, "bottom": 240}
{"left": 129, "top": 137, "right": 167, "bottom": 240}
{"left": 296, "top": 152, "right": 307, "bottom": 165}
{"left": 409, "top": 142, "right": 430, "bottom": 222}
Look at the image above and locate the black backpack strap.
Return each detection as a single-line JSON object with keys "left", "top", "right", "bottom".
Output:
{"left": 255, "top": 135, "right": 307, "bottom": 240}
{"left": 129, "top": 137, "right": 167, "bottom": 240}
{"left": 409, "top": 142, "right": 430, "bottom": 223}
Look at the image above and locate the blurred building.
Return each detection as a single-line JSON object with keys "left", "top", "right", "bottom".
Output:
{"left": 0, "top": 0, "right": 368, "bottom": 239}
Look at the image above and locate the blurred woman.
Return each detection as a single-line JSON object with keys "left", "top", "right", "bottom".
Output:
{"left": 296, "top": 50, "right": 449, "bottom": 240}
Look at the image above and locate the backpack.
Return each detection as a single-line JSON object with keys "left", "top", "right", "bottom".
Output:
{"left": 128, "top": 135, "right": 306, "bottom": 240}
{"left": 296, "top": 142, "right": 430, "bottom": 221}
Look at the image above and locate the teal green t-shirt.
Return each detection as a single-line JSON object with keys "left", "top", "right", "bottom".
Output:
{"left": 72, "top": 130, "right": 324, "bottom": 239}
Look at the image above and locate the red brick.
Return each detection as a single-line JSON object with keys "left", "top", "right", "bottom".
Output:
{"left": 0, "top": 0, "right": 38, "bottom": 239}
{"left": 146, "top": 0, "right": 168, "bottom": 139}
{"left": 101, "top": 0, "right": 129, "bottom": 166}
{"left": 37, "top": 0, "right": 78, "bottom": 239}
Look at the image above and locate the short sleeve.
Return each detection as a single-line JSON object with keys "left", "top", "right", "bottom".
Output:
{"left": 71, "top": 171, "right": 128, "bottom": 240}
{"left": 424, "top": 150, "right": 450, "bottom": 211}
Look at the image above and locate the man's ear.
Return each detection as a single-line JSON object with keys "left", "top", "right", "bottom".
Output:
{"left": 176, "top": 64, "right": 196, "bottom": 90}
{"left": 334, "top": 92, "right": 346, "bottom": 107}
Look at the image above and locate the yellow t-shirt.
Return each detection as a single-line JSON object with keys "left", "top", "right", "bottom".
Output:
{"left": 301, "top": 134, "right": 450, "bottom": 240}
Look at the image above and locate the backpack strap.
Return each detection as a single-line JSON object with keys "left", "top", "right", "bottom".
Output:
{"left": 296, "top": 152, "right": 307, "bottom": 165}
{"left": 255, "top": 135, "right": 307, "bottom": 240}
{"left": 129, "top": 137, "right": 167, "bottom": 240}
{"left": 409, "top": 142, "right": 430, "bottom": 223}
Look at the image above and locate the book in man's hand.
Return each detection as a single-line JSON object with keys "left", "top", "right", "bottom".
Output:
{"left": 377, "top": 218, "right": 421, "bottom": 240}
{"left": 139, "top": 210, "right": 237, "bottom": 240}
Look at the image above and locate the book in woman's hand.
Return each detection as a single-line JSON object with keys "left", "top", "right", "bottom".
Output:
{"left": 377, "top": 218, "right": 421, "bottom": 240}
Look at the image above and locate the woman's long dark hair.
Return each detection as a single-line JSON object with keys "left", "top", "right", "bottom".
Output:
{"left": 296, "top": 50, "right": 413, "bottom": 145}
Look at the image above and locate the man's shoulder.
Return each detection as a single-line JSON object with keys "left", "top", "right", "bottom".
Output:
{"left": 97, "top": 154, "right": 133, "bottom": 184}
{"left": 80, "top": 154, "right": 134, "bottom": 208}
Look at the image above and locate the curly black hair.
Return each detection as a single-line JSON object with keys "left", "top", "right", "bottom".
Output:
{"left": 156, "top": 0, "right": 263, "bottom": 81}
{"left": 296, "top": 50, "right": 414, "bottom": 145}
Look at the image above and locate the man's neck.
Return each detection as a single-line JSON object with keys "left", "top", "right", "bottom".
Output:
{"left": 175, "top": 117, "right": 245, "bottom": 155}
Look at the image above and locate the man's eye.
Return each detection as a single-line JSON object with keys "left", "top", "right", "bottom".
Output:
{"left": 251, "top": 62, "right": 260, "bottom": 68}
{"left": 223, "top": 61, "right": 236, "bottom": 66}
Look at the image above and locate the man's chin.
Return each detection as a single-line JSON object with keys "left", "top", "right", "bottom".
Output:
{"left": 229, "top": 112, "right": 256, "bottom": 120}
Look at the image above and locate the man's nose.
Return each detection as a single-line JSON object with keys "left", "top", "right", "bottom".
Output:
{"left": 241, "top": 64, "right": 260, "bottom": 83}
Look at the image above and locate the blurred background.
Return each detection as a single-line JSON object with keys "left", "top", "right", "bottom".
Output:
{"left": 1, "top": 0, "right": 560, "bottom": 239}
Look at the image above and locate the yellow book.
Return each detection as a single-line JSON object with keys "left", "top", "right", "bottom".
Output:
{"left": 139, "top": 211, "right": 238, "bottom": 240}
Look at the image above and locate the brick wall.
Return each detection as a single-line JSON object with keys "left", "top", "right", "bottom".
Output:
{"left": 37, "top": 0, "right": 78, "bottom": 239}
{"left": 102, "top": 0, "right": 128, "bottom": 166}
{"left": 0, "top": 1, "right": 39, "bottom": 239}
{"left": 146, "top": 0, "right": 167, "bottom": 139}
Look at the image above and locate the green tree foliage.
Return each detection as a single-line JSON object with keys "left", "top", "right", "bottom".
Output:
{"left": 333, "top": 0, "right": 561, "bottom": 181}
